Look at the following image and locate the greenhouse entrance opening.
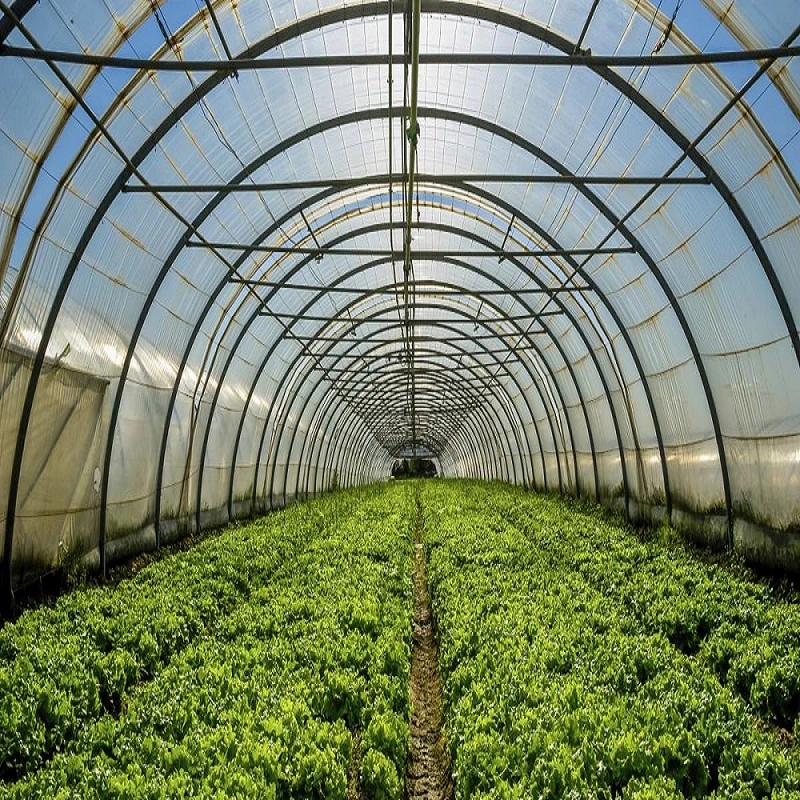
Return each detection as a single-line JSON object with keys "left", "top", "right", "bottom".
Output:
{"left": 391, "top": 458, "right": 438, "bottom": 479}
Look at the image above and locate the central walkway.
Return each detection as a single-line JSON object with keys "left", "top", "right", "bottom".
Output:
{"left": 405, "top": 498, "right": 454, "bottom": 800}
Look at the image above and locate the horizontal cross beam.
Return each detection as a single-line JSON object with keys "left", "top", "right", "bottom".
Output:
{"left": 240, "top": 279, "right": 588, "bottom": 296}
{"left": 122, "top": 173, "right": 709, "bottom": 192}
{"left": 191, "top": 241, "right": 631, "bottom": 258}
{"left": 284, "top": 330, "right": 546, "bottom": 341}
{"left": 259, "top": 311, "right": 567, "bottom": 323}
{"left": 3, "top": 44, "right": 798, "bottom": 71}
{"left": 313, "top": 346, "right": 540, "bottom": 358}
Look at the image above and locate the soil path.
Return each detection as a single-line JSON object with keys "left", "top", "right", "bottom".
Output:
{"left": 347, "top": 730, "right": 362, "bottom": 800}
{"left": 406, "top": 498, "right": 454, "bottom": 800}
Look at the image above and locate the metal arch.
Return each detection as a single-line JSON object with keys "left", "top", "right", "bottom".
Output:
{"left": 212, "top": 253, "right": 555, "bottom": 510}
{"left": 438, "top": 179, "right": 664, "bottom": 509}
{"left": 331, "top": 419, "right": 386, "bottom": 494}
{"left": 138, "top": 178, "right": 565, "bottom": 547}
{"left": 275, "top": 343, "right": 531, "bottom": 504}
{"left": 322, "top": 376, "right": 511, "bottom": 487}
{"left": 3, "top": 17, "right": 764, "bottom": 592}
{"left": 254, "top": 296, "right": 549, "bottom": 511}
{"left": 319, "top": 387, "right": 506, "bottom": 487}
{"left": 125, "top": 103, "right": 671, "bottom": 534}
{"left": 203, "top": 173, "right": 680, "bottom": 520}
{"left": 300, "top": 366, "right": 499, "bottom": 489}
{"left": 281, "top": 348, "right": 527, "bottom": 501}
{"left": 230, "top": 275, "right": 573, "bottom": 526}
{"left": 302, "top": 366, "right": 472, "bottom": 489}
{"left": 5, "top": 0, "right": 794, "bottom": 598}
{"left": 338, "top": 383, "right": 518, "bottom": 483}
{"left": 131, "top": 107, "right": 672, "bottom": 555}
{"left": 241, "top": 291, "right": 539, "bottom": 511}
{"left": 325, "top": 396, "right": 483, "bottom": 489}
{"left": 199, "top": 223, "right": 581, "bottom": 512}
{"left": 338, "top": 422, "right": 387, "bottom": 491}
{"left": 284, "top": 364, "right": 521, "bottom": 487}
{"left": 302, "top": 373, "right": 460, "bottom": 499}
{"left": 30, "top": 103, "right": 637, "bottom": 579}
{"left": 221, "top": 244, "right": 576, "bottom": 517}
{"left": 173, "top": 117, "right": 713, "bottom": 536}
{"left": 344, "top": 408, "right": 472, "bottom": 485}
{"left": 320, "top": 402, "right": 469, "bottom": 496}
{"left": 297, "top": 328, "right": 549, "bottom": 497}
{"left": 357, "top": 396, "right": 496, "bottom": 481}
{"left": 301, "top": 374, "right": 423, "bottom": 496}
{"left": 323, "top": 406, "right": 460, "bottom": 490}
{"left": 299, "top": 329, "right": 544, "bottom": 498}
{"left": 208, "top": 244, "right": 575, "bottom": 526}
{"left": 261, "top": 305, "right": 547, "bottom": 502}
{"left": 230, "top": 246, "right": 611, "bottom": 523}
{"left": 284, "top": 308, "right": 554, "bottom": 493}
{"left": 260, "top": 294, "right": 553, "bottom": 503}
{"left": 418, "top": 0, "right": 800, "bottom": 388}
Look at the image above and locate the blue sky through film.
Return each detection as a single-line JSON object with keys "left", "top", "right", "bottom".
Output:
{"left": 3, "top": 0, "right": 798, "bottom": 313}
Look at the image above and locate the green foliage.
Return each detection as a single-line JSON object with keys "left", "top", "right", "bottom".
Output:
{"left": 7, "top": 479, "right": 799, "bottom": 799}
{"left": 420, "top": 480, "right": 800, "bottom": 799}
{"left": 0, "top": 485, "right": 414, "bottom": 798}
{"left": 360, "top": 749, "right": 403, "bottom": 800}
{"left": 362, "top": 710, "right": 409, "bottom": 775}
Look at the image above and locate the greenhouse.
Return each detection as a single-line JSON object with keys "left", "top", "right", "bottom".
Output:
{"left": 1, "top": 0, "right": 800, "bottom": 796}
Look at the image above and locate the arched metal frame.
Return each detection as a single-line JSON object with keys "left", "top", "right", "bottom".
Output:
{"left": 227, "top": 244, "right": 624, "bottom": 501}
{"left": 303, "top": 356, "right": 507, "bottom": 492}
{"left": 219, "top": 260, "right": 579, "bottom": 504}
{"left": 241, "top": 295, "right": 544, "bottom": 514}
{"left": 192, "top": 206, "right": 645, "bottom": 532}
{"left": 272, "top": 349, "right": 527, "bottom": 491}
{"left": 320, "top": 369, "right": 518, "bottom": 482}
{"left": 305, "top": 351, "right": 503, "bottom": 496}
{"left": 199, "top": 257, "right": 576, "bottom": 525}
{"left": 1, "top": 0, "right": 797, "bottom": 602}
{"left": 261, "top": 324, "right": 537, "bottom": 505}
{"left": 301, "top": 341, "right": 530, "bottom": 498}
{"left": 295, "top": 327, "right": 550, "bottom": 500}
{"left": 328, "top": 398, "right": 483, "bottom": 488}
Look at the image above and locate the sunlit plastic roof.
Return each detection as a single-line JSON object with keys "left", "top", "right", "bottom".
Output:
{"left": 1, "top": 0, "right": 799, "bottom": 600}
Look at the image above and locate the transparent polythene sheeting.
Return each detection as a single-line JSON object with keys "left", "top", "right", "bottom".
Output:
{"left": 1, "top": 8, "right": 775, "bottom": 329}
{"left": 0, "top": 0, "right": 798, "bottom": 583}
{"left": 3, "top": 36, "right": 788, "bottom": 419}
{"left": 126, "top": 200, "right": 664, "bottom": 506}
{"left": 0, "top": 203, "right": 700, "bottom": 572}
{"left": 169, "top": 316, "right": 676, "bottom": 516}
{"left": 0, "top": 0, "right": 152, "bottom": 300}
{"left": 701, "top": 0, "right": 800, "bottom": 116}
{"left": 1, "top": 2, "right": 793, "bottom": 364}
{"left": 224, "top": 200, "right": 656, "bottom": 424}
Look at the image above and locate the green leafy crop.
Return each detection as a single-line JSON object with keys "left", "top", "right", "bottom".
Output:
{"left": 421, "top": 480, "right": 800, "bottom": 799}
{"left": 0, "top": 484, "right": 415, "bottom": 798}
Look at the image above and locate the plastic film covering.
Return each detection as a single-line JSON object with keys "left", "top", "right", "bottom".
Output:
{"left": 1, "top": 0, "right": 800, "bottom": 599}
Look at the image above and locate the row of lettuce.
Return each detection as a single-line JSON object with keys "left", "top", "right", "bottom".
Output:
{"left": 422, "top": 481, "right": 800, "bottom": 799}
{"left": 0, "top": 484, "right": 415, "bottom": 798}
{"left": 4, "top": 478, "right": 799, "bottom": 797}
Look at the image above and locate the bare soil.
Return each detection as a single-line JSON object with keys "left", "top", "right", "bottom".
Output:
{"left": 405, "top": 502, "right": 454, "bottom": 800}
{"left": 347, "top": 730, "right": 363, "bottom": 800}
